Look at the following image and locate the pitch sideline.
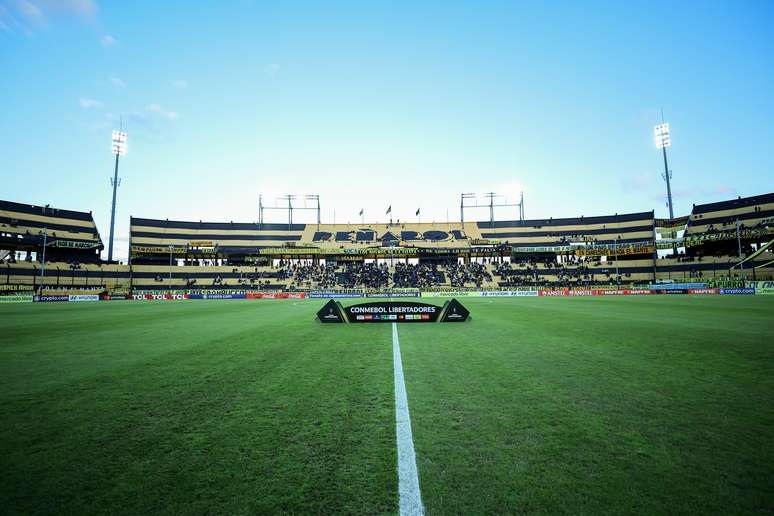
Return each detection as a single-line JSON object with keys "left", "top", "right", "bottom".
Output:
{"left": 392, "top": 322, "right": 424, "bottom": 516}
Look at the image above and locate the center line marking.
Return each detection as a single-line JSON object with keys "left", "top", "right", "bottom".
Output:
{"left": 392, "top": 322, "right": 424, "bottom": 516}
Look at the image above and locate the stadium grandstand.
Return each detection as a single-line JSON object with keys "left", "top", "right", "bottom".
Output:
{"left": 0, "top": 200, "right": 103, "bottom": 261}
{"left": 1, "top": 192, "right": 773, "bottom": 296}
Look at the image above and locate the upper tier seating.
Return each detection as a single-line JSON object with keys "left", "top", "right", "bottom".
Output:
{"left": 0, "top": 200, "right": 103, "bottom": 253}
{"left": 685, "top": 192, "right": 774, "bottom": 236}
{"left": 130, "top": 217, "right": 306, "bottom": 257}
{"left": 477, "top": 210, "right": 655, "bottom": 248}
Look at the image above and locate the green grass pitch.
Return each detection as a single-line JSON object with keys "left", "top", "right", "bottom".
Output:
{"left": 1, "top": 296, "right": 773, "bottom": 515}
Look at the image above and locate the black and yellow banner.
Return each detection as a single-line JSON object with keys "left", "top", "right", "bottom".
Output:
{"left": 575, "top": 245, "right": 654, "bottom": 257}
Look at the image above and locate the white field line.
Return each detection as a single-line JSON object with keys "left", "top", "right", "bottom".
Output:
{"left": 392, "top": 322, "right": 424, "bottom": 516}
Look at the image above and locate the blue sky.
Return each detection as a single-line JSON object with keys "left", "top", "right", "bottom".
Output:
{"left": 1, "top": 0, "right": 773, "bottom": 260}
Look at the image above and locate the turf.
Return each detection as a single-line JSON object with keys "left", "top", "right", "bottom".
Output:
{"left": 0, "top": 300, "right": 397, "bottom": 515}
{"left": 1, "top": 296, "right": 773, "bottom": 515}
{"left": 397, "top": 296, "right": 774, "bottom": 515}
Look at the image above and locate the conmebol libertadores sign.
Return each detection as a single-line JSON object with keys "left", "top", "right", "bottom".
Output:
{"left": 316, "top": 299, "right": 469, "bottom": 323}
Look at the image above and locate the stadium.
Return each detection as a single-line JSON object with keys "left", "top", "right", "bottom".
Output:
{"left": 2, "top": 2, "right": 774, "bottom": 515}
{"left": 2, "top": 187, "right": 774, "bottom": 514}
{"left": 1, "top": 192, "right": 774, "bottom": 296}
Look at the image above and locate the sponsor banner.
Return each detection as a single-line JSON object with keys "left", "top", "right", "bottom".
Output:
{"left": 100, "top": 294, "right": 128, "bottom": 301}
{"left": 569, "top": 290, "right": 597, "bottom": 296}
{"left": 365, "top": 291, "right": 420, "bottom": 298}
{"left": 657, "top": 289, "right": 688, "bottom": 295}
{"left": 318, "top": 299, "right": 470, "bottom": 324}
{"left": 421, "top": 291, "right": 481, "bottom": 298}
{"left": 307, "top": 293, "right": 364, "bottom": 299}
{"left": 347, "top": 302, "right": 439, "bottom": 320}
{"left": 598, "top": 289, "right": 654, "bottom": 296}
{"left": 246, "top": 293, "right": 295, "bottom": 299}
{"left": 651, "top": 283, "right": 707, "bottom": 290}
{"left": 34, "top": 295, "right": 69, "bottom": 302}
{"left": 687, "top": 288, "right": 720, "bottom": 295}
{"left": 204, "top": 293, "right": 246, "bottom": 300}
{"left": 599, "top": 290, "right": 627, "bottom": 295}
{"left": 537, "top": 289, "right": 654, "bottom": 296}
{"left": 720, "top": 288, "right": 756, "bottom": 295}
{"left": 68, "top": 294, "right": 100, "bottom": 302}
{"left": 0, "top": 295, "right": 33, "bottom": 303}
{"left": 512, "top": 290, "right": 540, "bottom": 297}
{"left": 756, "top": 287, "right": 774, "bottom": 295}
{"left": 480, "top": 290, "right": 539, "bottom": 297}
{"left": 131, "top": 294, "right": 190, "bottom": 300}
{"left": 539, "top": 290, "right": 569, "bottom": 296}
{"left": 310, "top": 289, "right": 363, "bottom": 295}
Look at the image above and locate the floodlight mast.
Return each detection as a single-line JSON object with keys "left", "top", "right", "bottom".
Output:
{"left": 460, "top": 193, "right": 475, "bottom": 224}
{"left": 654, "top": 121, "right": 674, "bottom": 219}
{"left": 520, "top": 191, "right": 524, "bottom": 221}
{"left": 460, "top": 192, "right": 525, "bottom": 227}
{"left": 258, "top": 193, "right": 321, "bottom": 230}
{"left": 108, "top": 129, "right": 127, "bottom": 262}
{"left": 655, "top": 118, "right": 678, "bottom": 255}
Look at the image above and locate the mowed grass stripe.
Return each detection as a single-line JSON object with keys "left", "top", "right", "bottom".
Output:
{"left": 0, "top": 300, "right": 398, "bottom": 515}
{"left": 397, "top": 296, "right": 774, "bottom": 515}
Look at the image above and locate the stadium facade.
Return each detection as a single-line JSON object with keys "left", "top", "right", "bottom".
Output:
{"left": 1, "top": 193, "right": 773, "bottom": 298}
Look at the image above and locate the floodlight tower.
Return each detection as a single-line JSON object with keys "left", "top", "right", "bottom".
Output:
{"left": 654, "top": 121, "right": 674, "bottom": 219}
{"left": 280, "top": 194, "right": 297, "bottom": 229}
{"left": 460, "top": 193, "right": 476, "bottom": 224}
{"left": 483, "top": 192, "right": 499, "bottom": 226}
{"left": 108, "top": 129, "right": 127, "bottom": 261}
{"left": 519, "top": 191, "right": 524, "bottom": 221}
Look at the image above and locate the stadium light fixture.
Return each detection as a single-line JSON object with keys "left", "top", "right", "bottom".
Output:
{"left": 654, "top": 123, "right": 671, "bottom": 149}
{"left": 655, "top": 116, "right": 677, "bottom": 257}
{"left": 111, "top": 130, "right": 127, "bottom": 156}
{"left": 108, "top": 129, "right": 128, "bottom": 262}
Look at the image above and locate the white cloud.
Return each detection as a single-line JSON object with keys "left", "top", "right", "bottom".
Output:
{"left": 109, "top": 76, "right": 125, "bottom": 88}
{"left": 16, "top": 0, "right": 44, "bottom": 25}
{"left": 149, "top": 103, "right": 178, "bottom": 120}
{"left": 52, "top": 0, "right": 98, "bottom": 17}
{"left": 713, "top": 185, "right": 737, "bottom": 196}
{"left": 264, "top": 63, "right": 280, "bottom": 78}
{"left": 79, "top": 97, "right": 102, "bottom": 109}
{"left": 4, "top": 0, "right": 97, "bottom": 34}
{"left": 101, "top": 34, "right": 115, "bottom": 47}
{"left": 171, "top": 79, "right": 188, "bottom": 89}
